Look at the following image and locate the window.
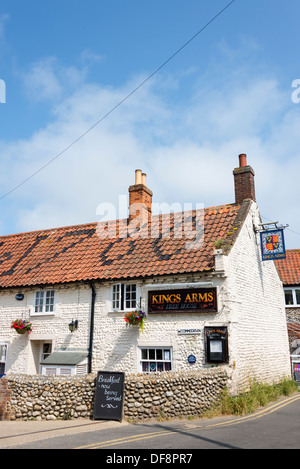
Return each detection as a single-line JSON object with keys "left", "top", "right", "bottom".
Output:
{"left": 0, "top": 344, "right": 7, "bottom": 376}
{"left": 284, "top": 288, "right": 300, "bottom": 307}
{"left": 140, "top": 347, "right": 172, "bottom": 373}
{"left": 112, "top": 284, "right": 121, "bottom": 310}
{"left": 41, "top": 343, "right": 52, "bottom": 361}
{"left": 112, "top": 284, "right": 137, "bottom": 311}
{"left": 34, "top": 290, "right": 55, "bottom": 314}
{"left": 41, "top": 365, "right": 87, "bottom": 376}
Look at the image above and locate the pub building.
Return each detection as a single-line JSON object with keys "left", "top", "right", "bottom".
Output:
{"left": 275, "top": 249, "right": 300, "bottom": 381}
{"left": 0, "top": 154, "right": 291, "bottom": 393}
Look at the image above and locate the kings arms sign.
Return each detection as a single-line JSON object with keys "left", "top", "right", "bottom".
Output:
{"left": 260, "top": 229, "right": 286, "bottom": 261}
{"left": 148, "top": 288, "right": 217, "bottom": 314}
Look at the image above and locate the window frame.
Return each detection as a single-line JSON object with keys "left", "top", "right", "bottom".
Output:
{"left": 41, "top": 365, "right": 75, "bottom": 376}
{"left": 111, "top": 283, "right": 138, "bottom": 311}
{"left": 32, "top": 290, "right": 56, "bottom": 316}
{"left": 284, "top": 287, "right": 300, "bottom": 307}
{"left": 139, "top": 346, "right": 172, "bottom": 373}
{"left": 0, "top": 343, "right": 8, "bottom": 376}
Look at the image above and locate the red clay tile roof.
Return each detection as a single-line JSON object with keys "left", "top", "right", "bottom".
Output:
{"left": 0, "top": 201, "right": 250, "bottom": 288}
{"left": 287, "top": 321, "right": 300, "bottom": 339}
{"left": 275, "top": 249, "right": 300, "bottom": 286}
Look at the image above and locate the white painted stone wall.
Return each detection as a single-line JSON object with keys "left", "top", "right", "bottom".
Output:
{"left": 223, "top": 201, "right": 291, "bottom": 393}
{"left": 0, "top": 277, "right": 228, "bottom": 376}
{"left": 0, "top": 285, "right": 92, "bottom": 374}
{"left": 91, "top": 276, "right": 226, "bottom": 374}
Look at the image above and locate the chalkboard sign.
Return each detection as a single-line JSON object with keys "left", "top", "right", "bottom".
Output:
{"left": 93, "top": 371, "right": 125, "bottom": 422}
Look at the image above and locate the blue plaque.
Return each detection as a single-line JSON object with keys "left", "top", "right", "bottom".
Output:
{"left": 188, "top": 354, "right": 196, "bottom": 364}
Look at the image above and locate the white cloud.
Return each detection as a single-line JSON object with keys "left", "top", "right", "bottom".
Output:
{"left": 0, "top": 14, "right": 9, "bottom": 38}
{"left": 1, "top": 46, "right": 300, "bottom": 249}
{"left": 22, "top": 56, "right": 88, "bottom": 102}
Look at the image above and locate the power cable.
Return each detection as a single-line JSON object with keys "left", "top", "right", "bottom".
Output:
{"left": 0, "top": 0, "right": 237, "bottom": 200}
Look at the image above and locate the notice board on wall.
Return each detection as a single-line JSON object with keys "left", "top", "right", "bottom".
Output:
{"left": 93, "top": 371, "right": 125, "bottom": 421}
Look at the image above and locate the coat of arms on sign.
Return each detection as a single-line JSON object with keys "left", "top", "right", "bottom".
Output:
{"left": 260, "top": 229, "right": 286, "bottom": 261}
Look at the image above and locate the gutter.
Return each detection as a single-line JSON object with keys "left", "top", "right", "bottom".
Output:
{"left": 88, "top": 282, "right": 96, "bottom": 374}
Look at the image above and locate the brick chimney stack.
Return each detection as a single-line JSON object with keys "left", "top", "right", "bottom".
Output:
{"left": 128, "top": 169, "right": 153, "bottom": 224}
{"left": 233, "top": 154, "right": 256, "bottom": 205}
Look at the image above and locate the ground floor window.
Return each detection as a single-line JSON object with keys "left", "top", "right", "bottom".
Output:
{"left": 0, "top": 344, "right": 8, "bottom": 376}
{"left": 42, "top": 366, "right": 73, "bottom": 376}
{"left": 140, "top": 347, "right": 172, "bottom": 373}
{"left": 284, "top": 287, "right": 300, "bottom": 307}
{"left": 41, "top": 343, "right": 52, "bottom": 361}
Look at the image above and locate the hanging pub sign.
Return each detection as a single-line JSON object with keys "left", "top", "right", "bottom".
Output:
{"left": 260, "top": 229, "right": 286, "bottom": 261}
{"left": 148, "top": 288, "right": 217, "bottom": 314}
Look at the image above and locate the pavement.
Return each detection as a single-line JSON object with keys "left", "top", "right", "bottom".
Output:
{"left": 0, "top": 418, "right": 129, "bottom": 449}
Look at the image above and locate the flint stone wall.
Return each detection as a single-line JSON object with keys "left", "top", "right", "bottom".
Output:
{"left": 1, "top": 369, "right": 227, "bottom": 421}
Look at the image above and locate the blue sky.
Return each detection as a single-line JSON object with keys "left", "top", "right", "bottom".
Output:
{"left": 0, "top": 0, "right": 300, "bottom": 249}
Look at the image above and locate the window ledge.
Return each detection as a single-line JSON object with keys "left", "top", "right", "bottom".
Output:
{"left": 30, "top": 313, "right": 55, "bottom": 317}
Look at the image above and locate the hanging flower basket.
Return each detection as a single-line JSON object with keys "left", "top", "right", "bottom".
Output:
{"left": 11, "top": 319, "right": 33, "bottom": 335}
{"left": 124, "top": 310, "right": 146, "bottom": 332}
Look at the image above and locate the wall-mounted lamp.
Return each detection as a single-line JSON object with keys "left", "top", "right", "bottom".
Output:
{"left": 69, "top": 319, "right": 78, "bottom": 333}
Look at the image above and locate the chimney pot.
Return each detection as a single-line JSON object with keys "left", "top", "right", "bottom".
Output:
{"left": 239, "top": 153, "right": 247, "bottom": 167}
{"left": 141, "top": 172, "right": 147, "bottom": 186}
{"left": 135, "top": 169, "right": 142, "bottom": 185}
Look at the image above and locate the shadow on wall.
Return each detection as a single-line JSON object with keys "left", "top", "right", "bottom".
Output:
{"left": 100, "top": 315, "right": 140, "bottom": 372}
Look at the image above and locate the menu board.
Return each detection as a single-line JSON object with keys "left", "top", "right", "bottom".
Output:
{"left": 93, "top": 371, "right": 125, "bottom": 421}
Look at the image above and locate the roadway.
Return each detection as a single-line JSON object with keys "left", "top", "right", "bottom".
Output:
{"left": 1, "top": 392, "right": 299, "bottom": 451}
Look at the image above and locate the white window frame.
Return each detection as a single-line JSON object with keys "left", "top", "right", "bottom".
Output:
{"left": 0, "top": 343, "right": 8, "bottom": 376}
{"left": 284, "top": 287, "right": 300, "bottom": 307}
{"left": 139, "top": 347, "right": 172, "bottom": 373}
{"left": 112, "top": 284, "right": 121, "bottom": 310}
{"left": 41, "top": 342, "right": 52, "bottom": 362}
{"left": 41, "top": 363, "right": 88, "bottom": 376}
{"left": 33, "top": 290, "right": 55, "bottom": 315}
{"left": 41, "top": 365, "right": 75, "bottom": 376}
{"left": 111, "top": 283, "right": 138, "bottom": 311}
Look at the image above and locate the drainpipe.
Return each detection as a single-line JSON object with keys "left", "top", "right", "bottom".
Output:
{"left": 88, "top": 282, "right": 96, "bottom": 374}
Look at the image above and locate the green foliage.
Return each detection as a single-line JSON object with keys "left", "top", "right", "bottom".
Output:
{"left": 218, "top": 378, "right": 298, "bottom": 416}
